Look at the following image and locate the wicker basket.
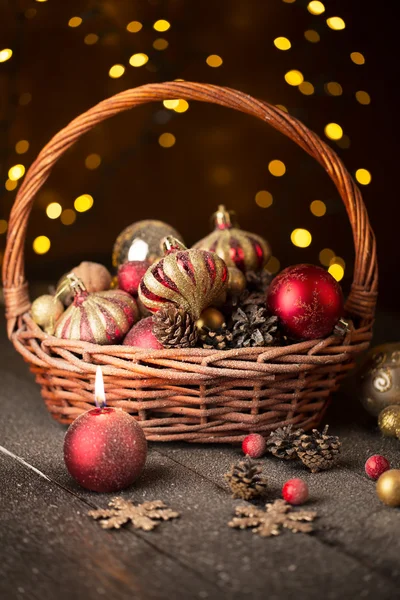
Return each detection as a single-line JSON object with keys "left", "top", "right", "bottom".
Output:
{"left": 2, "top": 82, "right": 377, "bottom": 442}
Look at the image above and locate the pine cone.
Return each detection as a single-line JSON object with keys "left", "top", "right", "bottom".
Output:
{"left": 246, "top": 269, "right": 273, "bottom": 293}
{"left": 153, "top": 305, "right": 198, "bottom": 348}
{"left": 199, "top": 326, "right": 233, "bottom": 350}
{"left": 266, "top": 425, "right": 304, "bottom": 460}
{"left": 224, "top": 457, "right": 268, "bottom": 500}
{"left": 294, "top": 425, "right": 341, "bottom": 473}
{"left": 239, "top": 290, "right": 267, "bottom": 309}
{"left": 231, "top": 305, "right": 278, "bottom": 348}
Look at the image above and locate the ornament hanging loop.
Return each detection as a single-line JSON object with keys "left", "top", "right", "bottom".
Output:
{"left": 162, "top": 236, "right": 187, "bottom": 255}
{"left": 213, "top": 205, "right": 237, "bottom": 230}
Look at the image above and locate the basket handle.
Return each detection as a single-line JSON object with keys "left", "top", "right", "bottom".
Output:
{"left": 2, "top": 81, "right": 377, "bottom": 337}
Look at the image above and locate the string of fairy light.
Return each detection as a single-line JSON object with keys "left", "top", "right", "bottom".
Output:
{"left": 0, "top": 0, "right": 372, "bottom": 284}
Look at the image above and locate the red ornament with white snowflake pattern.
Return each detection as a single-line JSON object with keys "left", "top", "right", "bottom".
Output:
{"left": 267, "top": 264, "right": 343, "bottom": 340}
{"left": 282, "top": 478, "right": 309, "bottom": 505}
{"left": 242, "top": 434, "right": 266, "bottom": 458}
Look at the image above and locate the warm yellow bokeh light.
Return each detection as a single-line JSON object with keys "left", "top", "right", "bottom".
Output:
{"left": 174, "top": 99, "right": 189, "bottom": 113}
{"left": 127, "top": 21, "right": 143, "bottom": 33}
{"left": 163, "top": 99, "right": 180, "bottom": 109}
{"left": 327, "top": 17, "right": 345, "bottom": 30}
{"left": 35, "top": 0, "right": 48, "bottom": 3}
{"left": 0, "top": 49, "right": 13, "bottom": 63}
{"left": 15, "top": 140, "right": 30, "bottom": 154}
{"left": 206, "top": 54, "right": 223, "bottom": 67}
{"left": 325, "top": 81, "right": 343, "bottom": 96}
{"left": 310, "top": 200, "right": 326, "bottom": 217}
{"left": 324, "top": 123, "right": 343, "bottom": 140}
{"left": 33, "top": 236, "right": 51, "bottom": 255}
{"left": 307, "top": 1, "right": 325, "bottom": 15}
{"left": 304, "top": 30, "right": 320, "bottom": 43}
{"left": 336, "top": 135, "right": 351, "bottom": 149}
{"left": 153, "top": 19, "right": 170, "bottom": 32}
{"left": 19, "top": 92, "right": 32, "bottom": 106}
{"left": 355, "top": 169, "right": 372, "bottom": 185}
{"left": 330, "top": 256, "right": 345, "bottom": 269}
{"left": 0, "top": 220, "right": 7, "bottom": 235}
{"left": 85, "top": 154, "right": 102, "bottom": 169}
{"left": 299, "top": 81, "right": 314, "bottom": 95}
{"left": 282, "top": 0, "right": 296, "bottom": 3}
{"left": 8, "top": 164, "right": 25, "bottom": 181}
{"left": 291, "top": 229, "right": 312, "bottom": 248}
{"left": 74, "top": 194, "right": 94, "bottom": 212}
{"left": 5, "top": 179, "right": 18, "bottom": 191}
{"left": 350, "top": 52, "right": 365, "bottom": 65}
{"left": 319, "top": 248, "right": 335, "bottom": 267}
{"left": 109, "top": 64, "right": 125, "bottom": 78}
{"left": 61, "top": 209, "right": 76, "bottom": 225}
{"left": 356, "top": 91, "right": 371, "bottom": 105}
{"left": 84, "top": 34, "right": 99, "bottom": 45}
{"left": 153, "top": 38, "right": 169, "bottom": 50}
{"left": 68, "top": 16, "right": 82, "bottom": 27}
{"left": 129, "top": 53, "right": 149, "bottom": 67}
{"left": 46, "top": 202, "right": 62, "bottom": 219}
{"left": 266, "top": 256, "right": 281, "bottom": 274}
{"left": 268, "top": 160, "right": 286, "bottom": 177}
{"left": 274, "top": 37, "right": 291, "bottom": 50}
{"left": 284, "top": 70, "right": 304, "bottom": 86}
{"left": 255, "top": 190, "right": 273, "bottom": 208}
{"left": 276, "top": 104, "right": 288, "bottom": 113}
{"left": 158, "top": 133, "right": 176, "bottom": 148}
{"left": 328, "top": 263, "right": 344, "bottom": 282}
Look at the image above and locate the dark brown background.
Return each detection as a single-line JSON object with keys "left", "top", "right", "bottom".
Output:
{"left": 0, "top": 0, "right": 397, "bottom": 308}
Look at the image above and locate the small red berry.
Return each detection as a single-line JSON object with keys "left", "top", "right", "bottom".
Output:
{"left": 242, "top": 434, "right": 266, "bottom": 459}
{"left": 365, "top": 455, "right": 390, "bottom": 480}
{"left": 282, "top": 478, "right": 309, "bottom": 505}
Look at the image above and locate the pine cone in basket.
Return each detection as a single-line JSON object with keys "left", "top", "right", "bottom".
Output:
{"left": 294, "top": 425, "right": 341, "bottom": 473}
{"left": 266, "top": 425, "right": 304, "bottom": 460}
{"left": 153, "top": 305, "right": 198, "bottom": 348}
{"left": 246, "top": 269, "right": 273, "bottom": 293}
{"left": 224, "top": 457, "right": 268, "bottom": 500}
{"left": 198, "top": 325, "right": 233, "bottom": 350}
{"left": 231, "top": 305, "right": 278, "bottom": 348}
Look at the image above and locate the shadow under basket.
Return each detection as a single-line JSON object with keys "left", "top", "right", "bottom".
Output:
{"left": 2, "top": 82, "right": 377, "bottom": 443}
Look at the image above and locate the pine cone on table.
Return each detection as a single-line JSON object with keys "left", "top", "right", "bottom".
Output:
{"left": 231, "top": 305, "right": 278, "bottom": 348}
{"left": 224, "top": 457, "right": 268, "bottom": 500}
{"left": 153, "top": 305, "right": 198, "bottom": 348}
{"left": 294, "top": 425, "right": 341, "bottom": 473}
{"left": 266, "top": 425, "right": 304, "bottom": 460}
{"left": 198, "top": 325, "right": 233, "bottom": 350}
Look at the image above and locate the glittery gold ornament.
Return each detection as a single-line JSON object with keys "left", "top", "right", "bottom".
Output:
{"left": 31, "top": 295, "right": 64, "bottom": 334}
{"left": 376, "top": 469, "right": 400, "bottom": 506}
{"left": 57, "top": 262, "right": 112, "bottom": 306}
{"left": 138, "top": 236, "right": 228, "bottom": 319}
{"left": 112, "top": 220, "right": 185, "bottom": 268}
{"left": 196, "top": 308, "right": 226, "bottom": 332}
{"left": 227, "top": 267, "right": 247, "bottom": 297}
{"left": 194, "top": 205, "right": 271, "bottom": 273}
{"left": 378, "top": 405, "right": 400, "bottom": 437}
{"left": 54, "top": 275, "right": 139, "bottom": 344}
{"left": 358, "top": 343, "right": 400, "bottom": 417}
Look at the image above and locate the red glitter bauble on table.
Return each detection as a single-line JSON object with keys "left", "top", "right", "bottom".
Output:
{"left": 242, "top": 433, "right": 266, "bottom": 458}
{"left": 64, "top": 368, "right": 147, "bottom": 492}
{"left": 267, "top": 264, "right": 344, "bottom": 340}
{"left": 365, "top": 455, "right": 390, "bottom": 480}
{"left": 282, "top": 478, "right": 309, "bottom": 505}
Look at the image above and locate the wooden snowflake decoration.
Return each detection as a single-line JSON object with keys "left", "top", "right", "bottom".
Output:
{"left": 89, "top": 497, "right": 180, "bottom": 531}
{"left": 228, "top": 499, "right": 317, "bottom": 538}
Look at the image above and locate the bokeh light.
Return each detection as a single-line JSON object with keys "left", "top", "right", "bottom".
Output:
{"left": 291, "top": 229, "right": 312, "bottom": 248}
{"left": 0, "top": 220, "right": 7, "bottom": 235}
{"left": 284, "top": 70, "right": 304, "bottom": 86}
{"left": 268, "top": 160, "right": 286, "bottom": 176}
{"left": 129, "top": 53, "right": 148, "bottom": 67}
{"left": 299, "top": 81, "right": 314, "bottom": 95}
{"left": 350, "top": 52, "right": 365, "bottom": 65}
{"left": 61, "top": 209, "right": 76, "bottom": 225}
{"left": 328, "top": 263, "right": 344, "bottom": 281}
{"left": 158, "top": 133, "right": 176, "bottom": 148}
{"left": 163, "top": 99, "right": 180, "bottom": 109}
{"left": 319, "top": 248, "right": 335, "bottom": 266}
{"left": 174, "top": 99, "right": 189, "bottom": 113}
{"left": 109, "top": 64, "right": 125, "bottom": 78}
{"left": 85, "top": 154, "right": 102, "bottom": 169}
{"left": 307, "top": 1, "right": 325, "bottom": 15}
{"left": 0, "top": 49, "right": 13, "bottom": 63}
{"left": 304, "top": 30, "right": 320, "bottom": 43}
{"left": 266, "top": 256, "right": 280, "bottom": 274}
{"left": 356, "top": 91, "right": 371, "bottom": 105}
{"left": 19, "top": 93, "right": 32, "bottom": 106}
{"left": 274, "top": 37, "right": 291, "bottom": 50}
{"left": 74, "top": 194, "right": 94, "bottom": 212}
{"left": 310, "top": 200, "right": 326, "bottom": 216}
{"left": 325, "top": 82, "right": 343, "bottom": 96}
{"left": 153, "top": 38, "right": 169, "bottom": 51}
{"left": 326, "top": 17, "right": 345, "bottom": 30}
{"left": 15, "top": 140, "right": 30, "bottom": 154}
{"left": 46, "top": 202, "right": 62, "bottom": 219}
{"left": 206, "top": 54, "right": 223, "bottom": 67}
{"left": 255, "top": 190, "right": 273, "bottom": 208}
{"left": 84, "top": 34, "right": 99, "bottom": 45}
{"left": 33, "top": 236, "right": 51, "bottom": 255}
{"left": 68, "top": 17, "right": 82, "bottom": 28}
{"left": 153, "top": 20, "right": 170, "bottom": 32}
{"left": 8, "top": 164, "right": 25, "bottom": 181}
{"left": 355, "top": 169, "right": 372, "bottom": 185}
{"left": 324, "top": 123, "right": 343, "bottom": 140}
{"left": 127, "top": 21, "right": 143, "bottom": 33}
{"left": 5, "top": 179, "right": 18, "bottom": 191}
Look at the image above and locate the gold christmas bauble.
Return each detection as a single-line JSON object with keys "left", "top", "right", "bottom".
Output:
{"left": 357, "top": 342, "right": 400, "bottom": 417}
{"left": 378, "top": 405, "right": 400, "bottom": 437}
{"left": 196, "top": 308, "right": 225, "bottom": 332}
{"left": 376, "top": 469, "right": 400, "bottom": 506}
{"left": 31, "top": 295, "right": 64, "bottom": 334}
{"left": 227, "top": 267, "right": 247, "bottom": 297}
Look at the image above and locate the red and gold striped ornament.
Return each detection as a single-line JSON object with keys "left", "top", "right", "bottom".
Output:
{"left": 54, "top": 275, "right": 139, "bottom": 344}
{"left": 193, "top": 205, "right": 271, "bottom": 273}
{"left": 138, "top": 236, "right": 228, "bottom": 319}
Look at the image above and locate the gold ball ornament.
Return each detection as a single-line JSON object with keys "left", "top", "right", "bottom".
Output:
{"left": 357, "top": 342, "right": 400, "bottom": 417}
{"left": 227, "top": 267, "right": 247, "bottom": 297}
{"left": 376, "top": 470, "right": 400, "bottom": 507}
{"left": 112, "top": 220, "right": 185, "bottom": 268}
{"left": 378, "top": 405, "right": 400, "bottom": 437}
{"left": 31, "top": 295, "right": 64, "bottom": 334}
{"left": 196, "top": 308, "right": 226, "bottom": 332}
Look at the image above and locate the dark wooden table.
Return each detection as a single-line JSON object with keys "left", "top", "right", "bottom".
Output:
{"left": 1, "top": 312, "right": 400, "bottom": 600}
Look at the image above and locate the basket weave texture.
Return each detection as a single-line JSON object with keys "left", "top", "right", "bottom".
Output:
{"left": 2, "top": 82, "right": 378, "bottom": 442}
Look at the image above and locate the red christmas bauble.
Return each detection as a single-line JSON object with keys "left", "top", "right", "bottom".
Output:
{"left": 118, "top": 261, "right": 150, "bottom": 297}
{"left": 123, "top": 316, "right": 163, "bottom": 349}
{"left": 242, "top": 433, "right": 266, "bottom": 458}
{"left": 365, "top": 455, "right": 390, "bottom": 480}
{"left": 267, "top": 264, "right": 343, "bottom": 340}
{"left": 282, "top": 478, "right": 309, "bottom": 505}
{"left": 64, "top": 408, "right": 147, "bottom": 492}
